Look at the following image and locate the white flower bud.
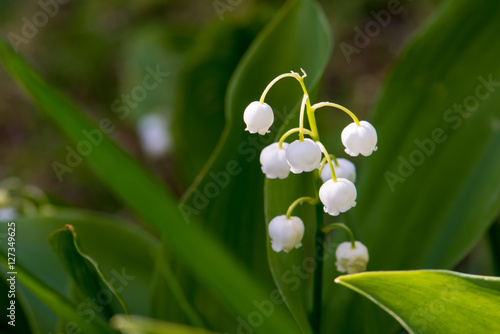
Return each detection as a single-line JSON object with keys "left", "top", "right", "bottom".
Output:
{"left": 137, "top": 113, "right": 171, "bottom": 158}
{"left": 335, "top": 241, "right": 369, "bottom": 274}
{"left": 341, "top": 121, "right": 378, "bottom": 157}
{"left": 319, "top": 178, "right": 357, "bottom": 216}
{"left": 268, "top": 215, "right": 304, "bottom": 253}
{"left": 320, "top": 158, "right": 356, "bottom": 183}
{"left": 260, "top": 143, "right": 290, "bottom": 179}
{"left": 244, "top": 101, "right": 274, "bottom": 135}
{"left": 286, "top": 138, "right": 322, "bottom": 174}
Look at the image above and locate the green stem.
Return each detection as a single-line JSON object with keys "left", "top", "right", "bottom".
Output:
{"left": 316, "top": 141, "right": 337, "bottom": 182}
{"left": 299, "top": 94, "right": 308, "bottom": 141}
{"left": 311, "top": 102, "right": 360, "bottom": 126}
{"left": 322, "top": 223, "right": 356, "bottom": 248}
{"left": 285, "top": 196, "right": 317, "bottom": 219}
{"left": 259, "top": 71, "right": 303, "bottom": 103}
{"left": 312, "top": 202, "right": 324, "bottom": 334}
{"left": 295, "top": 76, "right": 320, "bottom": 141}
{"left": 278, "top": 128, "right": 314, "bottom": 148}
{"left": 488, "top": 219, "right": 500, "bottom": 276}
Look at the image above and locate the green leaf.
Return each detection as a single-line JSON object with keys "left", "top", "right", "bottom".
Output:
{"left": 111, "top": 315, "right": 220, "bottom": 334}
{"left": 0, "top": 209, "right": 159, "bottom": 332}
{"left": 335, "top": 270, "right": 500, "bottom": 334}
{"left": 0, "top": 30, "right": 300, "bottom": 334}
{"left": 354, "top": 0, "right": 500, "bottom": 271}
{"left": 320, "top": 0, "right": 500, "bottom": 332}
{"left": 48, "top": 224, "right": 129, "bottom": 320}
{"left": 172, "top": 18, "right": 261, "bottom": 184}
{"left": 0, "top": 252, "right": 113, "bottom": 334}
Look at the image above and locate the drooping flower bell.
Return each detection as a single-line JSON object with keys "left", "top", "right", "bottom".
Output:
{"left": 260, "top": 143, "right": 290, "bottom": 179}
{"left": 319, "top": 178, "right": 357, "bottom": 216}
{"left": 335, "top": 241, "right": 369, "bottom": 274}
{"left": 286, "top": 138, "right": 322, "bottom": 174}
{"left": 244, "top": 101, "right": 274, "bottom": 135}
{"left": 341, "top": 121, "right": 378, "bottom": 157}
{"left": 268, "top": 215, "right": 305, "bottom": 253}
{"left": 320, "top": 158, "right": 356, "bottom": 183}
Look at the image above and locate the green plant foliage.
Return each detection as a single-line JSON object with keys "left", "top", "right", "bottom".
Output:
{"left": 48, "top": 224, "right": 129, "bottom": 320}
{"left": 0, "top": 209, "right": 159, "bottom": 333}
{"left": 0, "top": 252, "right": 113, "bottom": 334}
{"left": 111, "top": 315, "right": 221, "bottom": 334}
{"left": 336, "top": 270, "right": 500, "bottom": 334}
{"left": 173, "top": 18, "right": 261, "bottom": 184}
{"left": 321, "top": 0, "right": 500, "bottom": 332}
{"left": 0, "top": 29, "right": 301, "bottom": 334}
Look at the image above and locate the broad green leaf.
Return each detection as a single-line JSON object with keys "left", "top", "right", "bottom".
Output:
{"left": 316, "top": 0, "right": 500, "bottom": 332}
{"left": 172, "top": 18, "right": 261, "bottom": 184}
{"left": 0, "top": 209, "right": 159, "bottom": 333}
{"left": 335, "top": 270, "right": 500, "bottom": 334}
{"left": 0, "top": 37, "right": 301, "bottom": 334}
{"left": 149, "top": 246, "right": 204, "bottom": 327}
{"left": 48, "top": 225, "right": 129, "bottom": 320}
{"left": 111, "top": 315, "right": 220, "bottom": 334}
{"left": 0, "top": 270, "right": 34, "bottom": 334}
{"left": 0, "top": 252, "right": 113, "bottom": 334}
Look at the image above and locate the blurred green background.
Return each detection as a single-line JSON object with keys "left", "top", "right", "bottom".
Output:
{"left": 0, "top": 0, "right": 438, "bottom": 211}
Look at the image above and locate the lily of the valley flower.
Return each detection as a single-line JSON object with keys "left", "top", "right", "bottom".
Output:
{"left": 137, "top": 113, "right": 171, "bottom": 158}
{"left": 268, "top": 215, "right": 304, "bottom": 253}
{"left": 260, "top": 142, "right": 290, "bottom": 179}
{"left": 319, "top": 178, "right": 357, "bottom": 216}
{"left": 341, "top": 121, "right": 378, "bottom": 157}
{"left": 286, "top": 138, "right": 322, "bottom": 174}
{"left": 320, "top": 158, "right": 356, "bottom": 183}
{"left": 335, "top": 241, "right": 369, "bottom": 274}
{"left": 244, "top": 101, "right": 274, "bottom": 135}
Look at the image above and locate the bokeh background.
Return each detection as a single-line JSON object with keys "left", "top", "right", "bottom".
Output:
{"left": 0, "top": 0, "right": 439, "bottom": 211}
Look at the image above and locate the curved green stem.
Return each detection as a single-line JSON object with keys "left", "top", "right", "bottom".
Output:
{"left": 315, "top": 141, "right": 337, "bottom": 182}
{"left": 312, "top": 102, "right": 360, "bottom": 126}
{"left": 322, "top": 223, "right": 356, "bottom": 248}
{"left": 278, "top": 128, "right": 314, "bottom": 149}
{"left": 285, "top": 196, "right": 317, "bottom": 219}
{"left": 318, "top": 154, "right": 339, "bottom": 175}
{"left": 259, "top": 71, "right": 303, "bottom": 103}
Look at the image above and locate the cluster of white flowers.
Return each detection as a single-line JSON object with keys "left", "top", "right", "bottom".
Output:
{"left": 243, "top": 70, "right": 374, "bottom": 274}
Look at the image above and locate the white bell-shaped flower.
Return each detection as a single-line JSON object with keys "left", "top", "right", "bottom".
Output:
{"left": 286, "top": 138, "right": 322, "bottom": 174}
{"left": 268, "top": 215, "right": 304, "bottom": 253}
{"left": 319, "top": 178, "right": 357, "bottom": 216}
{"left": 260, "top": 143, "right": 290, "bottom": 179}
{"left": 244, "top": 101, "right": 274, "bottom": 135}
{"left": 320, "top": 158, "right": 356, "bottom": 183}
{"left": 341, "top": 121, "right": 378, "bottom": 157}
{"left": 335, "top": 241, "right": 369, "bottom": 274}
